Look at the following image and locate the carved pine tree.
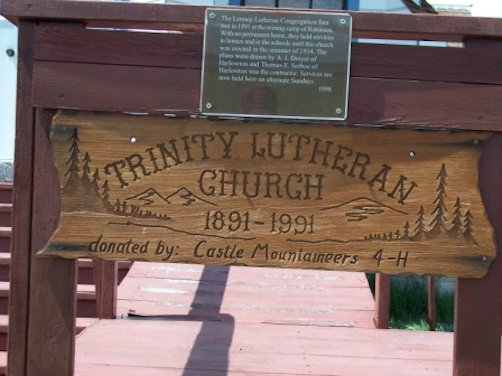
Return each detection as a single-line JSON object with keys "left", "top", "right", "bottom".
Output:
{"left": 402, "top": 221, "right": 411, "bottom": 240}
{"left": 64, "top": 128, "right": 81, "bottom": 189}
{"left": 91, "top": 169, "right": 101, "bottom": 194}
{"left": 463, "top": 209, "right": 476, "bottom": 244}
{"left": 449, "top": 197, "right": 464, "bottom": 238}
{"left": 412, "top": 205, "right": 426, "bottom": 241}
{"left": 81, "top": 152, "right": 93, "bottom": 192}
{"left": 394, "top": 229, "right": 400, "bottom": 239}
{"left": 113, "top": 198, "right": 121, "bottom": 213}
{"left": 428, "top": 163, "right": 448, "bottom": 238}
{"left": 101, "top": 180, "right": 110, "bottom": 200}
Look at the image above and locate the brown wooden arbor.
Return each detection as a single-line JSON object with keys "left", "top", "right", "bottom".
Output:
{"left": 1, "top": 1, "right": 501, "bottom": 375}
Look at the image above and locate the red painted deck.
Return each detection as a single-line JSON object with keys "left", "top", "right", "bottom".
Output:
{"left": 74, "top": 263, "right": 502, "bottom": 375}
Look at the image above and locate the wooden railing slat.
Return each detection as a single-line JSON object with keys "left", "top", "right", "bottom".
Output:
{"left": 34, "top": 25, "right": 502, "bottom": 85}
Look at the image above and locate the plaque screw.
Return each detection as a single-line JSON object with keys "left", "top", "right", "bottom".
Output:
{"left": 340, "top": 18, "right": 347, "bottom": 25}
{"left": 335, "top": 108, "right": 342, "bottom": 115}
{"left": 130, "top": 136, "right": 137, "bottom": 143}
{"left": 473, "top": 139, "right": 479, "bottom": 145}
{"left": 209, "top": 13, "right": 216, "bottom": 19}
{"left": 205, "top": 102, "right": 213, "bottom": 109}
{"left": 481, "top": 256, "right": 488, "bottom": 262}
{"left": 6, "top": 49, "right": 15, "bottom": 57}
{"left": 409, "top": 151, "right": 416, "bottom": 158}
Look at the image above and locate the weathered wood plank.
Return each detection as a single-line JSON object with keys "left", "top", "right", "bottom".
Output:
{"left": 32, "top": 61, "right": 502, "bottom": 131}
{"left": 7, "top": 21, "right": 36, "bottom": 376}
{"left": 35, "top": 25, "right": 204, "bottom": 69}
{"left": 75, "top": 319, "right": 462, "bottom": 375}
{"left": 118, "top": 262, "right": 375, "bottom": 327}
{"left": 351, "top": 43, "right": 502, "bottom": 85}
{"left": 33, "top": 62, "right": 200, "bottom": 113}
{"left": 26, "top": 109, "right": 77, "bottom": 376}
{"left": 347, "top": 78, "right": 502, "bottom": 131}
{"left": 39, "top": 112, "right": 495, "bottom": 277}
{"left": 33, "top": 25, "right": 502, "bottom": 85}
{"left": 3, "top": 1, "right": 502, "bottom": 41}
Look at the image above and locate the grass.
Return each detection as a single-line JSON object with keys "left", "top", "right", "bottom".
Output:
{"left": 366, "top": 274, "right": 454, "bottom": 332}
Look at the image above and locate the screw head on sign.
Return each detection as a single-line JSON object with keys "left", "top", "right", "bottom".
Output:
{"left": 473, "top": 139, "right": 479, "bottom": 146}
{"left": 335, "top": 108, "right": 342, "bottom": 115}
{"left": 209, "top": 13, "right": 216, "bottom": 19}
{"left": 409, "top": 151, "right": 416, "bottom": 158}
{"left": 340, "top": 18, "right": 347, "bottom": 25}
{"left": 205, "top": 102, "right": 213, "bottom": 110}
{"left": 481, "top": 256, "right": 488, "bottom": 262}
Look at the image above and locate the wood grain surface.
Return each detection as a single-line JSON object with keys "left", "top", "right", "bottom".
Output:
{"left": 31, "top": 61, "right": 502, "bottom": 132}
{"left": 38, "top": 112, "right": 495, "bottom": 278}
{"left": 33, "top": 25, "right": 502, "bottom": 85}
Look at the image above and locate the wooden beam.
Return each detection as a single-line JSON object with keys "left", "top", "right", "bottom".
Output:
{"left": 33, "top": 62, "right": 200, "bottom": 113}
{"left": 93, "top": 260, "right": 118, "bottom": 319}
{"left": 35, "top": 25, "right": 204, "bottom": 70}
{"left": 34, "top": 24, "right": 502, "bottom": 85}
{"left": 373, "top": 274, "right": 390, "bottom": 329}
{"left": 32, "top": 61, "right": 502, "bottom": 132}
{"left": 453, "top": 134, "right": 502, "bottom": 376}
{"left": 26, "top": 109, "right": 77, "bottom": 376}
{"left": 453, "top": 38, "right": 502, "bottom": 376}
{"left": 427, "top": 276, "right": 436, "bottom": 331}
{"left": 3, "top": 0, "right": 502, "bottom": 41}
{"left": 7, "top": 21, "right": 36, "bottom": 376}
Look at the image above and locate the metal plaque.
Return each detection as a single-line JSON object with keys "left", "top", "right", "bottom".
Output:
{"left": 200, "top": 8, "right": 352, "bottom": 120}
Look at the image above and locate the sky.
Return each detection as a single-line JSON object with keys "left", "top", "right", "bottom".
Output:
{"left": 1, "top": 0, "right": 502, "bottom": 162}
{"left": 470, "top": 0, "right": 502, "bottom": 17}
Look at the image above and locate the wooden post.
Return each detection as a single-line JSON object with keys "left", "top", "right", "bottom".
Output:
{"left": 373, "top": 273, "right": 390, "bottom": 329}
{"left": 25, "top": 109, "right": 77, "bottom": 375}
{"left": 7, "top": 21, "right": 36, "bottom": 376}
{"left": 427, "top": 276, "right": 436, "bottom": 331}
{"left": 453, "top": 133, "right": 502, "bottom": 376}
{"left": 93, "top": 260, "right": 118, "bottom": 319}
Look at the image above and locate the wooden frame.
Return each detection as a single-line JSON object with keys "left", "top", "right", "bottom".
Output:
{"left": 1, "top": 1, "right": 501, "bottom": 375}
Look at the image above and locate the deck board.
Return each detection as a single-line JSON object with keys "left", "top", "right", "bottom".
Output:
{"left": 117, "top": 263, "right": 374, "bottom": 328}
{"left": 74, "top": 262, "right": 501, "bottom": 375}
{"left": 75, "top": 319, "right": 458, "bottom": 376}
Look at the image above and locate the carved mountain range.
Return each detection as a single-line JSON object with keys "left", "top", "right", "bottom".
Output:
{"left": 321, "top": 197, "right": 408, "bottom": 222}
{"left": 165, "top": 187, "right": 216, "bottom": 207}
{"left": 125, "top": 187, "right": 215, "bottom": 211}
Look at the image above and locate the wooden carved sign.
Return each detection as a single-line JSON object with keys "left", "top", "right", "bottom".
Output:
{"left": 40, "top": 112, "right": 496, "bottom": 278}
